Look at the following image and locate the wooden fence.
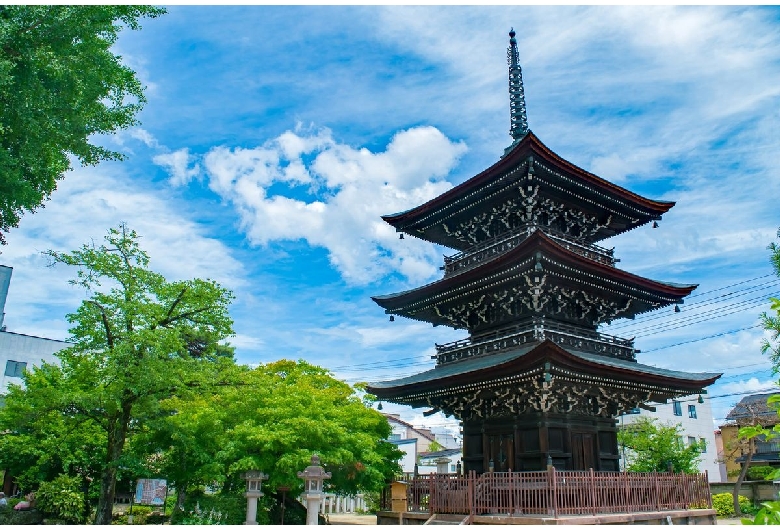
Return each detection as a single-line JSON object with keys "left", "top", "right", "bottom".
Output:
{"left": 389, "top": 469, "right": 712, "bottom": 517}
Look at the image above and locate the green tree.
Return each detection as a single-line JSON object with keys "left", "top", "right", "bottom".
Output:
{"left": 736, "top": 229, "right": 780, "bottom": 515}
{"left": 133, "top": 360, "right": 401, "bottom": 514}
{"left": 0, "top": 361, "right": 105, "bottom": 517}
{"left": 761, "top": 228, "right": 780, "bottom": 365}
{"left": 8, "top": 224, "right": 234, "bottom": 524}
{"left": 0, "top": 6, "right": 164, "bottom": 243}
{"left": 617, "top": 417, "right": 703, "bottom": 473}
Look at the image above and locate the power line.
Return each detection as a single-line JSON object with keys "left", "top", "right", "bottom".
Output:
{"left": 641, "top": 324, "right": 762, "bottom": 352}
{"left": 607, "top": 280, "right": 778, "bottom": 331}
{"left": 606, "top": 275, "right": 777, "bottom": 329}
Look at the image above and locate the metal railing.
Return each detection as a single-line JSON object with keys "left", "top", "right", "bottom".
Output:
{"left": 386, "top": 469, "right": 711, "bottom": 518}
{"left": 443, "top": 225, "right": 617, "bottom": 277}
{"left": 434, "top": 318, "right": 636, "bottom": 364}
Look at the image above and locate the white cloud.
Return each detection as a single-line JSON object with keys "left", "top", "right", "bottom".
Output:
{"left": 128, "top": 128, "right": 160, "bottom": 149}
{"left": 154, "top": 148, "right": 201, "bottom": 187}
{"left": 198, "top": 126, "right": 467, "bottom": 284}
{"left": 1, "top": 163, "right": 245, "bottom": 338}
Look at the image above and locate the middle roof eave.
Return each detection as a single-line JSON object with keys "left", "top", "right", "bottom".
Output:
{"left": 372, "top": 229, "right": 696, "bottom": 311}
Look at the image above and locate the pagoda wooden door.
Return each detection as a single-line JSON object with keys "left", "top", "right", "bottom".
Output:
{"left": 487, "top": 433, "right": 514, "bottom": 472}
{"left": 571, "top": 432, "right": 596, "bottom": 470}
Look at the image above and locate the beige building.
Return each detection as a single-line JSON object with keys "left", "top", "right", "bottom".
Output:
{"left": 719, "top": 393, "right": 780, "bottom": 482}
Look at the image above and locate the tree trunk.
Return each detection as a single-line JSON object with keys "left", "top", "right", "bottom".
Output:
{"left": 176, "top": 484, "right": 187, "bottom": 511}
{"left": 733, "top": 439, "right": 754, "bottom": 517}
{"left": 95, "top": 404, "right": 132, "bottom": 525}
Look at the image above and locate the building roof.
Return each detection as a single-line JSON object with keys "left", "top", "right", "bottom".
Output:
{"left": 419, "top": 448, "right": 462, "bottom": 461}
{"left": 725, "top": 393, "right": 780, "bottom": 425}
{"left": 383, "top": 413, "right": 437, "bottom": 442}
{"left": 382, "top": 132, "right": 675, "bottom": 249}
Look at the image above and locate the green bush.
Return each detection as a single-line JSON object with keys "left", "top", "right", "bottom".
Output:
{"left": 112, "top": 504, "right": 152, "bottom": 525}
{"left": 170, "top": 491, "right": 249, "bottom": 525}
{"left": 747, "top": 466, "right": 777, "bottom": 481}
{"left": 712, "top": 492, "right": 752, "bottom": 517}
{"left": 36, "top": 474, "right": 86, "bottom": 523}
{"left": 742, "top": 500, "right": 780, "bottom": 525}
{"left": 0, "top": 509, "right": 44, "bottom": 525}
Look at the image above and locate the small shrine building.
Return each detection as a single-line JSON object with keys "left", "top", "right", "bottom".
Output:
{"left": 367, "top": 30, "right": 721, "bottom": 474}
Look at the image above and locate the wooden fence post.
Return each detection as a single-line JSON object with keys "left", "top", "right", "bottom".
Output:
{"left": 547, "top": 466, "right": 558, "bottom": 518}
{"left": 468, "top": 471, "right": 475, "bottom": 517}
{"left": 590, "top": 468, "right": 596, "bottom": 516}
{"left": 429, "top": 474, "right": 434, "bottom": 515}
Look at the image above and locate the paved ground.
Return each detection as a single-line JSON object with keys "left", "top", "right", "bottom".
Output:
{"left": 717, "top": 517, "right": 743, "bottom": 525}
{"left": 326, "top": 513, "right": 377, "bottom": 525}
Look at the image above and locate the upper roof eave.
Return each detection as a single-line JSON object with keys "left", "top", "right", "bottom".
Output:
{"left": 382, "top": 132, "right": 675, "bottom": 229}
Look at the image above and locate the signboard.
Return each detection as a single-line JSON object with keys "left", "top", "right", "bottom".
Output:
{"left": 134, "top": 478, "right": 167, "bottom": 506}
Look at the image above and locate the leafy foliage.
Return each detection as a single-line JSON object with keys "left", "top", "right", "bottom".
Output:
{"left": 617, "top": 417, "right": 703, "bottom": 473}
{"left": 746, "top": 465, "right": 778, "bottom": 481}
{"left": 0, "top": 6, "right": 164, "bottom": 242}
{"left": 742, "top": 501, "right": 780, "bottom": 525}
{"left": 763, "top": 229, "right": 780, "bottom": 365}
{"left": 0, "top": 224, "right": 235, "bottom": 524}
{"left": 712, "top": 492, "right": 751, "bottom": 517}
{"left": 36, "top": 474, "right": 87, "bottom": 523}
{"left": 112, "top": 504, "right": 153, "bottom": 525}
{"left": 170, "top": 492, "right": 249, "bottom": 525}
{"left": 135, "top": 359, "right": 402, "bottom": 505}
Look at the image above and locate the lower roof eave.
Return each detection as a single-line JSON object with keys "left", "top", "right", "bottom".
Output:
{"left": 367, "top": 340, "right": 720, "bottom": 402}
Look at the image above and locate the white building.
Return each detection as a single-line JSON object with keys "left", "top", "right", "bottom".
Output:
{"left": 617, "top": 394, "right": 721, "bottom": 481}
{"left": 390, "top": 438, "right": 418, "bottom": 474}
{"left": 0, "top": 265, "right": 67, "bottom": 395}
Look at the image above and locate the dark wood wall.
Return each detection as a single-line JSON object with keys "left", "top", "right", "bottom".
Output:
{"left": 462, "top": 412, "right": 620, "bottom": 473}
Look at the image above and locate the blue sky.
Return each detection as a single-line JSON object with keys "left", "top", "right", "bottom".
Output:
{"left": 2, "top": 6, "right": 780, "bottom": 433}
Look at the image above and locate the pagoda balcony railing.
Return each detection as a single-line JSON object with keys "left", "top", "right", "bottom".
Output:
{"left": 434, "top": 318, "right": 636, "bottom": 364}
{"left": 443, "top": 225, "right": 617, "bottom": 277}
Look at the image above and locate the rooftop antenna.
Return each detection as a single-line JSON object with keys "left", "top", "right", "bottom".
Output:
{"left": 507, "top": 28, "right": 529, "bottom": 140}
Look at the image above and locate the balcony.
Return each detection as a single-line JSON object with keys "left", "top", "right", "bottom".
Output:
{"left": 433, "top": 318, "right": 636, "bottom": 365}
{"left": 443, "top": 225, "right": 617, "bottom": 277}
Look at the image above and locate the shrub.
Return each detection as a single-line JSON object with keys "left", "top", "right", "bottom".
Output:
{"left": 742, "top": 500, "right": 780, "bottom": 525}
{"left": 112, "top": 504, "right": 152, "bottom": 525}
{"left": 746, "top": 466, "right": 776, "bottom": 481}
{"left": 36, "top": 474, "right": 86, "bottom": 524}
{"left": 0, "top": 508, "right": 44, "bottom": 525}
{"left": 712, "top": 492, "right": 752, "bottom": 517}
{"left": 170, "top": 492, "right": 249, "bottom": 525}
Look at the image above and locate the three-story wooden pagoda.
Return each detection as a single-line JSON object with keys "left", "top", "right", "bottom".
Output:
{"left": 368, "top": 30, "right": 720, "bottom": 474}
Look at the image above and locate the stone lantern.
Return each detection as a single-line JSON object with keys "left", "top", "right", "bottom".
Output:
{"left": 297, "top": 455, "right": 331, "bottom": 525}
{"left": 241, "top": 470, "right": 268, "bottom": 525}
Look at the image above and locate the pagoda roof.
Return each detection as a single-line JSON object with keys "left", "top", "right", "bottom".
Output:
{"left": 367, "top": 339, "right": 720, "bottom": 402}
{"left": 373, "top": 229, "right": 696, "bottom": 327}
{"left": 382, "top": 132, "right": 674, "bottom": 250}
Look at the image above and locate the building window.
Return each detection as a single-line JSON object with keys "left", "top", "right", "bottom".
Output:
{"left": 673, "top": 401, "right": 682, "bottom": 416}
{"left": 4, "top": 360, "right": 26, "bottom": 378}
{"left": 700, "top": 438, "right": 707, "bottom": 452}
{"left": 688, "top": 404, "right": 697, "bottom": 419}
{"left": 389, "top": 434, "right": 401, "bottom": 441}
{"left": 688, "top": 436, "right": 696, "bottom": 447}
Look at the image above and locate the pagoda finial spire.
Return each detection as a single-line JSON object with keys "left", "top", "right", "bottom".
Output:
{"left": 507, "top": 28, "right": 529, "bottom": 140}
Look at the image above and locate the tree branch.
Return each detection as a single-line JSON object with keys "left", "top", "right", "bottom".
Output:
{"left": 87, "top": 300, "right": 115, "bottom": 350}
